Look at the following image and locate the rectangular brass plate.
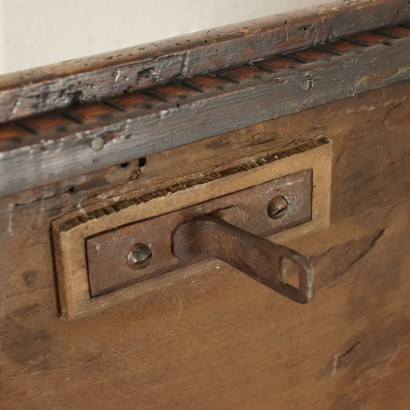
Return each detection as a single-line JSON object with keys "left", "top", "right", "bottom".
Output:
{"left": 52, "top": 139, "right": 332, "bottom": 319}
{"left": 87, "top": 170, "right": 312, "bottom": 297}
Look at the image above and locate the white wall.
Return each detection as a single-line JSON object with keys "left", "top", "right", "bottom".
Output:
{"left": 0, "top": 1, "right": 5, "bottom": 74}
{"left": 0, "top": 0, "right": 330, "bottom": 75}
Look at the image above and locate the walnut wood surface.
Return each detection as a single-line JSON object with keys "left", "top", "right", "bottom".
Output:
{"left": 1, "top": 82, "right": 409, "bottom": 408}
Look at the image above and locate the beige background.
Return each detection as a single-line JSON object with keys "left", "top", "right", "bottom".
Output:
{"left": 0, "top": 0, "right": 330, "bottom": 75}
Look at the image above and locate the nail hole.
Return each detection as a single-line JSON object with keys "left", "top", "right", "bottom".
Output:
{"left": 138, "top": 157, "right": 147, "bottom": 167}
{"left": 23, "top": 271, "right": 38, "bottom": 287}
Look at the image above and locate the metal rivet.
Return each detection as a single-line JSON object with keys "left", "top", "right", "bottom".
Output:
{"left": 127, "top": 244, "right": 152, "bottom": 269}
{"left": 268, "top": 196, "right": 289, "bottom": 219}
{"left": 91, "top": 136, "right": 104, "bottom": 151}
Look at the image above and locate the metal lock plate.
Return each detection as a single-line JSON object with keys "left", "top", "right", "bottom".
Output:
{"left": 86, "top": 170, "right": 312, "bottom": 297}
{"left": 52, "top": 138, "right": 332, "bottom": 319}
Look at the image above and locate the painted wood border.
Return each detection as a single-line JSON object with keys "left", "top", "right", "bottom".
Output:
{"left": 0, "top": 0, "right": 408, "bottom": 122}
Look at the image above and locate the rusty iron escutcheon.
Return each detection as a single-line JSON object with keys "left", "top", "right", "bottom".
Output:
{"left": 86, "top": 169, "right": 313, "bottom": 298}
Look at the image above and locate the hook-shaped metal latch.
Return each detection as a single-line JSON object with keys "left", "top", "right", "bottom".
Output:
{"left": 173, "top": 215, "right": 314, "bottom": 304}
{"left": 86, "top": 170, "right": 316, "bottom": 301}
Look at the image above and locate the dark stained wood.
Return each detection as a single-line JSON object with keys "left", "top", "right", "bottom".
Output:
{"left": 0, "top": 0, "right": 408, "bottom": 123}
{"left": 1, "top": 82, "right": 409, "bottom": 408}
{"left": 0, "top": 30, "right": 409, "bottom": 197}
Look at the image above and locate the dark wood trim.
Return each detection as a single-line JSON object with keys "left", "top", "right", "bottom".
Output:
{"left": 0, "top": 0, "right": 409, "bottom": 123}
{"left": 0, "top": 2, "right": 409, "bottom": 197}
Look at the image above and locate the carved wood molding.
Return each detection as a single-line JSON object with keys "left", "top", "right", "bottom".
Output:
{"left": 0, "top": 0, "right": 409, "bottom": 197}
{"left": 1, "top": 0, "right": 409, "bottom": 122}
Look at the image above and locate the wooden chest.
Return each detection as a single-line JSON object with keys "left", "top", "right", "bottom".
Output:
{"left": 1, "top": 1, "right": 409, "bottom": 408}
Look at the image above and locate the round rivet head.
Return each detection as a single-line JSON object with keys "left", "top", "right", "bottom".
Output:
{"left": 91, "top": 136, "right": 105, "bottom": 151}
{"left": 268, "top": 195, "right": 289, "bottom": 219}
{"left": 127, "top": 244, "right": 152, "bottom": 269}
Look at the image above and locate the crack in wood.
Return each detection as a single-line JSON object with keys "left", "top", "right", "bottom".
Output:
{"left": 332, "top": 341, "right": 363, "bottom": 376}
{"left": 312, "top": 228, "right": 385, "bottom": 286}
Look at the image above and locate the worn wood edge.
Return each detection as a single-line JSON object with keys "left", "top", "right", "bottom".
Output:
{"left": 52, "top": 140, "right": 332, "bottom": 319}
{"left": 0, "top": 200, "right": 13, "bottom": 318}
{"left": 57, "top": 138, "right": 328, "bottom": 231}
{"left": 0, "top": 0, "right": 409, "bottom": 123}
{"left": 0, "top": 38, "right": 408, "bottom": 199}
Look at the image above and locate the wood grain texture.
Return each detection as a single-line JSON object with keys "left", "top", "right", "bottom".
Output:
{"left": 0, "top": 31, "right": 409, "bottom": 198}
{"left": 0, "top": 0, "right": 408, "bottom": 123}
{"left": 1, "top": 82, "right": 409, "bottom": 409}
